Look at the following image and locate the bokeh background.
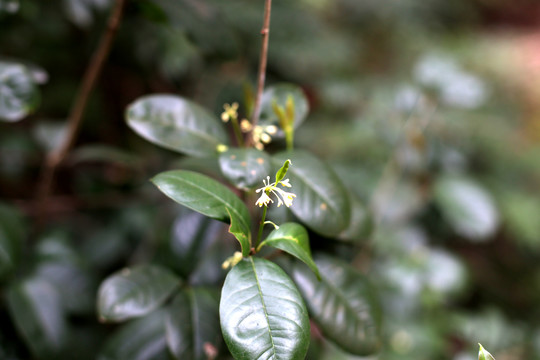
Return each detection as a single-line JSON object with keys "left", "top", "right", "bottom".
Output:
{"left": 1, "top": 0, "right": 540, "bottom": 359}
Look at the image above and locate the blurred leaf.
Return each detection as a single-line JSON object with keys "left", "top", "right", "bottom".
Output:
{"left": 152, "top": 170, "right": 251, "bottom": 256}
{"left": 126, "top": 94, "right": 229, "bottom": 157}
{"left": 259, "top": 222, "right": 320, "bottom": 280}
{"left": 97, "top": 264, "right": 180, "bottom": 322}
{"left": 0, "top": 203, "right": 24, "bottom": 280}
{"left": 220, "top": 257, "right": 310, "bottom": 360}
{"left": 32, "top": 120, "right": 68, "bottom": 152}
{"left": 292, "top": 254, "right": 381, "bottom": 356}
{"left": 36, "top": 261, "right": 95, "bottom": 315}
{"left": 500, "top": 191, "right": 540, "bottom": 247}
{"left": 98, "top": 309, "right": 169, "bottom": 360}
{"left": 260, "top": 84, "right": 309, "bottom": 137}
{"left": 70, "top": 144, "right": 140, "bottom": 167}
{"left": 219, "top": 148, "right": 271, "bottom": 190}
{"left": 82, "top": 227, "right": 130, "bottom": 270}
{"left": 166, "top": 208, "right": 225, "bottom": 278}
{"left": 274, "top": 150, "right": 351, "bottom": 237}
{"left": 0, "top": 0, "right": 19, "bottom": 14}
{"left": 189, "top": 231, "right": 237, "bottom": 286}
{"left": 34, "top": 232, "right": 95, "bottom": 314}
{"left": 433, "top": 175, "right": 498, "bottom": 241}
{"left": 7, "top": 277, "right": 67, "bottom": 359}
{"left": 63, "top": 0, "right": 110, "bottom": 28}
{"left": 151, "top": 0, "right": 240, "bottom": 58}
{"left": 338, "top": 194, "right": 373, "bottom": 242}
{"left": 165, "top": 288, "right": 221, "bottom": 360}
{"left": 0, "top": 62, "right": 39, "bottom": 122}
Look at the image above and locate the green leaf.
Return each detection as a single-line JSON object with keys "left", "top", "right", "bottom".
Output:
{"left": 292, "top": 254, "right": 381, "bottom": 356}
{"left": 273, "top": 150, "right": 351, "bottom": 237}
{"left": 98, "top": 310, "right": 169, "bottom": 360}
{"left": 433, "top": 175, "right": 498, "bottom": 241}
{"left": 0, "top": 203, "right": 24, "bottom": 280}
{"left": 226, "top": 207, "right": 251, "bottom": 257}
{"left": 0, "top": 61, "right": 39, "bottom": 122}
{"left": 220, "top": 257, "right": 310, "bottom": 360}
{"left": 7, "top": 277, "right": 68, "bottom": 359}
{"left": 166, "top": 288, "right": 221, "bottom": 360}
{"left": 478, "top": 344, "right": 496, "bottom": 360}
{"left": 259, "top": 84, "right": 309, "bottom": 136}
{"left": 152, "top": 170, "right": 251, "bottom": 256}
{"left": 259, "top": 223, "right": 320, "bottom": 280}
{"left": 219, "top": 148, "right": 271, "bottom": 189}
{"left": 275, "top": 158, "right": 291, "bottom": 183}
{"left": 97, "top": 264, "right": 181, "bottom": 322}
{"left": 337, "top": 194, "right": 373, "bottom": 242}
{"left": 125, "top": 95, "right": 229, "bottom": 157}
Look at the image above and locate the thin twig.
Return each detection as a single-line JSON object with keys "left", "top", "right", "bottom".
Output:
{"left": 248, "top": 0, "right": 272, "bottom": 146}
{"left": 36, "top": 0, "right": 127, "bottom": 222}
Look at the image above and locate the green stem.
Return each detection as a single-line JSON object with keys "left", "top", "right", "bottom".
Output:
{"left": 255, "top": 204, "right": 268, "bottom": 250}
{"left": 231, "top": 117, "right": 245, "bottom": 147}
{"left": 285, "top": 129, "right": 294, "bottom": 151}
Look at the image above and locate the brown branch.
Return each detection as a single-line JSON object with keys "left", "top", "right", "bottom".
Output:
{"left": 247, "top": 0, "right": 272, "bottom": 146}
{"left": 36, "top": 0, "right": 127, "bottom": 222}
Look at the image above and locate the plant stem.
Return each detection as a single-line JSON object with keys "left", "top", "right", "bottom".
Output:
{"left": 36, "top": 0, "right": 127, "bottom": 222}
{"left": 286, "top": 130, "right": 294, "bottom": 151}
{"left": 255, "top": 204, "right": 268, "bottom": 250}
{"left": 248, "top": 0, "right": 272, "bottom": 146}
{"left": 231, "top": 117, "right": 245, "bottom": 147}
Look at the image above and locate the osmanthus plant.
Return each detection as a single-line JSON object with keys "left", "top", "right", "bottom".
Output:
{"left": 95, "top": 85, "right": 381, "bottom": 359}
{"left": 96, "top": 3, "right": 380, "bottom": 360}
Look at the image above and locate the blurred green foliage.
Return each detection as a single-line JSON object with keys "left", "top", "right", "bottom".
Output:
{"left": 1, "top": 0, "right": 540, "bottom": 359}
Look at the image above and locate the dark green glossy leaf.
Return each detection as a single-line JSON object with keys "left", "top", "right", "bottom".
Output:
{"left": 126, "top": 95, "right": 229, "bottom": 157}
{"left": 152, "top": 170, "right": 251, "bottom": 256}
{"left": 166, "top": 288, "right": 221, "bottom": 360}
{"left": 220, "top": 257, "right": 310, "bottom": 360}
{"left": 219, "top": 148, "right": 271, "bottom": 189}
{"left": 273, "top": 150, "right": 350, "bottom": 237}
{"left": 259, "top": 84, "right": 309, "bottom": 136}
{"left": 0, "top": 61, "right": 39, "bottom": 122}
{"left": 433, "top": 175, "right": 498, "bottom": 241}
{"left": 292, "top": 254, "right": 381, "bottom": 356}
{"left": 97, "top": 264, "right": 180, "bottom": 322}
{"left": 338, "top": 194, "right": 373, "bottom": 242}
{"left": 226, "top": 207, "right": 250, "bottom": 257}
{"left": 0, "top": 203, "right": 24, "bottom": 280}
{"left": 7, "top": 277, "right": 67, "bottom": 359}
{"left": 259, "top": 223, "right": 319, "bottom": 280}
{"left": 99, "top": 310, "right": 169, "bottom": 360}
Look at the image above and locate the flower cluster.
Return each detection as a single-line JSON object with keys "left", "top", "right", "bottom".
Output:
{"left": 240, "top": 120, "right": 277, "bottom": 150}
{"left": 221, "top": 102, "right": 239, "bottom": 123}
{"left": 255, "top": 176, "right": 296, "bottom": 208}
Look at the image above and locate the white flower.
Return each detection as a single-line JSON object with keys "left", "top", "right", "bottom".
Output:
{"left": 255, "top": 176, "right": 296, "bottom": 208}
{"left": 255, "top": 191, "right": 273, "bottom": 207}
